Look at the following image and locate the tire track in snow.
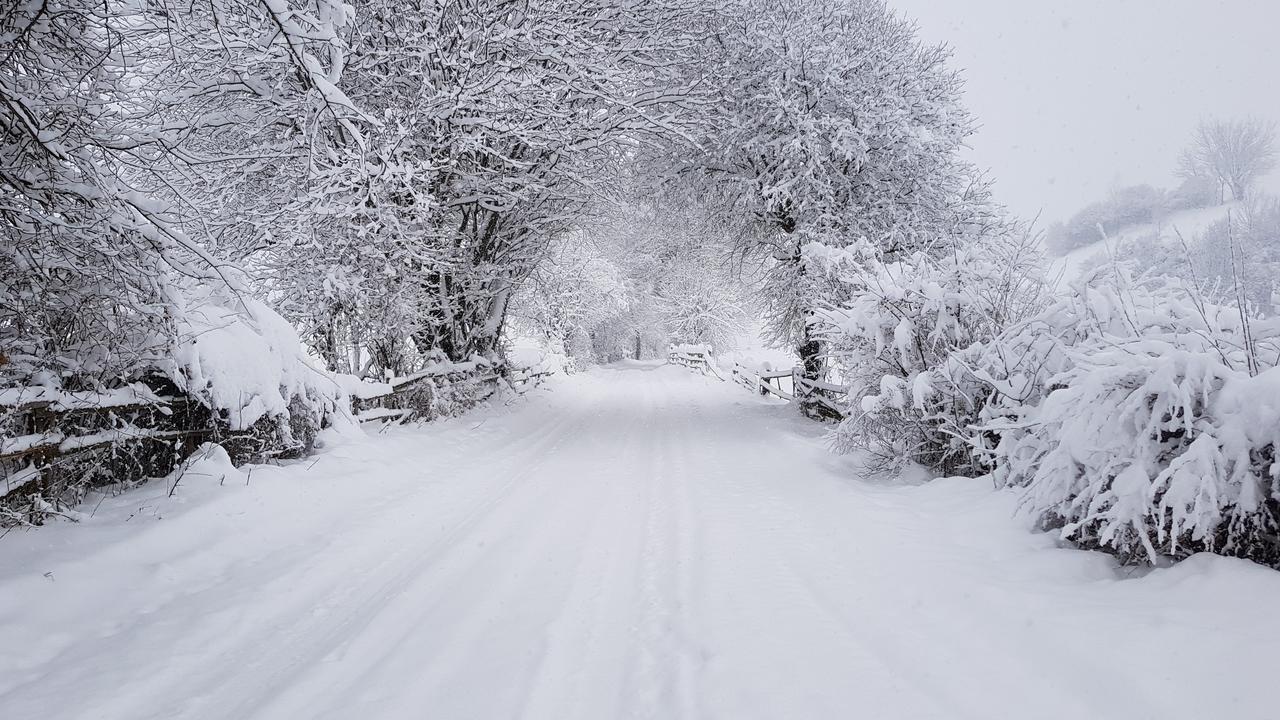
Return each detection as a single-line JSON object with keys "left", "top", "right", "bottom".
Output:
{"left": 258, "top": 373, "right": 673, "bottom": 720}
{"left": 660, "top": 373, "right": 714, "bottom": 720}
{"left": 6, "top": 363, "right": 1280, "bottom": 720}
{"left": 510, "top": 371, "right": 658, "bottom": 720}
{"left": 238, "top": 392, "right": 614, "bottom": 719}
{"left": 624, "top": 368, "right": 712, "bottom": 720}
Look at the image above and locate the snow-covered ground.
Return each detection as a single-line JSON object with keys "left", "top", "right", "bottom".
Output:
{"left": 2, "top": 363, "right": 1279, "bottom": 719}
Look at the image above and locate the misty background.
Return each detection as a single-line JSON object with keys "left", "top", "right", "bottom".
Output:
{"left": 894, "top": 0, "right": 1280, "bottom": 224}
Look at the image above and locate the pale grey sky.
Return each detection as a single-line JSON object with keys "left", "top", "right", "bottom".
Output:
{"left": 891, "top": 0, "right": 1280, "bottom": 224}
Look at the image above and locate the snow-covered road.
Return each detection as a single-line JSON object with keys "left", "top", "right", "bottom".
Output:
{"left": 3, "top": 362, "right": 1279, "bottom": 719}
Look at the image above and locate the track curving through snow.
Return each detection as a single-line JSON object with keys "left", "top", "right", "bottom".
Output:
{"left": 2, "top": 361, "right": 1279, "bottom": 719}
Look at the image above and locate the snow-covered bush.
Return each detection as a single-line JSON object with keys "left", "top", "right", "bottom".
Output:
{"left": 1108, "top": 231, "right": 1184, "bottom": 278}
{"left": 168, "top": 281, "right": 347, "bottom": 454}
{"left": 1168, "top": 174, "right": 1221, "bottom": 211}
{"left": 1186, "top": 199, "right": 1280, "bottom": 314}
{"left": 974, "top": 269, "right": 1280, "bottom": 566}
{"left": 1103, "top": 197, "right": 1280, "bottom": 317}
{"left": 0, "top": 279, "right": 348, "bottom": 525}
{"left": 812, "top": 228, "right": 1047, "bottom": 473}
{"left": 1005, "top": 346, "right": 1280, "bottom": 566}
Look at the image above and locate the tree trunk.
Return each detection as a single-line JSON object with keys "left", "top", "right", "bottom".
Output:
{"left": 797, "top": 323, "right": 822, "bottom": 377}
{"left": 415, "top": 271, "right": 510, "bottom": 363}
{"left": 316, "top": 309, "right": 344, "bottom": 373}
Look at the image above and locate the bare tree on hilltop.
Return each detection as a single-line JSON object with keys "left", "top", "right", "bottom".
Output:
{"left": 1178, "top": 118, "right": 1277, "bottom": 203}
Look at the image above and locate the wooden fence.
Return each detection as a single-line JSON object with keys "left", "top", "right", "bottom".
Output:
{"left": 2, "top": 386, "right": 256, "bottom": 522}
{"left": 666, "top": 349, "right": 848, "bottom": 422}
{"left": 666, "top": 347, "right": 725, "bottom": 380}
{"left": 2, "top": 363, "right": 550, "bottom": 523}
{"left": 352, "top": 364, "right": 551, "bottom": 425}
{"left": 731, "top": 362, "right": 845, "bottom": 420}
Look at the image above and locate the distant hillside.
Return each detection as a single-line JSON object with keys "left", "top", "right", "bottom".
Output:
{"left": 1046, "top": 202, "right": 1238, "bottom": 282}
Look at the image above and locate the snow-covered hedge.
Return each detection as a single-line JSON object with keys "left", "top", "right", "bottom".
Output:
{"left": 811, "top": 231, "right": 1046, "bottom": 474}
{"left": 815, "top": 234, "right": 1280, "bottom": 567}
{"left": 1, "top": 281, "right": 350, "bottom": 524}
{"left": 979, "top": 271, "right": 1280, "bottom": 566}
{"left": 1004, "top": 346, "right": 1280, "bottom": 565}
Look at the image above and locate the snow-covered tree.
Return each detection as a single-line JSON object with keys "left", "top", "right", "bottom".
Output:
{"left": 670, "top": 0, "right": 997, "bottom": 393}
{"left": 511, "top": 199, "right": 754, "bottom": 364}
{"left": 657, "top": 266, "right": 750, "bottom": 352}
{"left": 1178, "top": 118, "right": 1277, "bottom": 202}
{"left": 0, "top": 0, "right": 230, "bottom": 388}
{"left": 511, "top": 234, "right": 627, "bottom": 363}
{"left": 132, "top": 0, "right": 426, "bottom": 377}
{"left": 341, "top": 0, "right": 708, "bottom": 364}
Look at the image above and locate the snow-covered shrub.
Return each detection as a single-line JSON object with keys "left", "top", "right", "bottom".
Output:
{"left": 970, "top": 268, "right": 1252, "bottom": 470}
{"left": 1102, "top": 198, "right": 1280, "bottom": 317}
{"left": 812, "top": 228, "right": 1047, "bottom": 473}
{"left": 1, "top": 280, "right": 351, "bottom": 526}
{"left": 168, "top": 281, "right": 348, "bottom": 458}
{"left": 1168, "top": 174, "right": 1220, "bottom": 211}
{"left": 1005, "top": 347, "right": 1280, "bottom": 566}
{"left": 1186, "top": 198, "right": 1280, "bottom": 314}
{"left": 1109, "top": 231, "right": 1184, "bottom": 277}
{"left": 978, "top": 269, "right": 1280, "bottom": 566}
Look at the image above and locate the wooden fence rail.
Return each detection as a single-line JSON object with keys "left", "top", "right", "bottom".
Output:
{"left": 667, "top": 351, "right": 849, "bottom": 422}
{"left": 2, "top": 362, "right": 551, "bottom": 523}
{"left": 667, "top": 348, "right": 725, "bottom": 380}
{"left": 353, "top": 363, "right": 552, "bottom": 425}
{"left": 730, "top": 363, "right": 795, "bottom": 401}
{"left": 791, "top": 372, "right": 847, "bottom": 421}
